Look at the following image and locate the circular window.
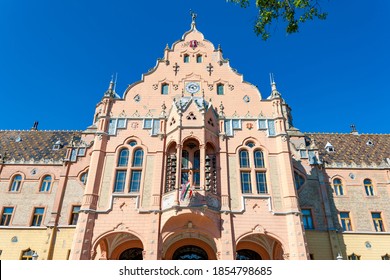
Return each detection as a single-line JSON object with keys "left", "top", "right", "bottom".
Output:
{"left": 128, "top": 141, "right": 137, "bottom": 147}
{"left": 246, "top": 141, "right": 255, "bottom": 148}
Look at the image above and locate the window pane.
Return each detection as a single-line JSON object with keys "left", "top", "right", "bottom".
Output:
{"left": 258, "top": 119, "right": 267, "bottom": 129}
{"left": 1, "top": 207, "right": 14, "bottom": 226}
{"left": 132, "top": 149, "right": 144, "bottom": 167}
{"left": 118, "top": 149, "right": 129, "bottom": 167}
{"left": 181, "top": 172, "right": 189, "bottom": 185}
{"left": 182, "top": 150, "right": 189, "bottom": 169}
{"left": 184, "top": 55, "right": 189, "bottom": 63}
{"left": 217, "top": 84, "right": 224, "bottom": 95}
{"left": 129, "top": 171, "right": 142, "bottom": 192}
{"left": 267, "top": 120, "right": 276, "bottom": 136}
{"left": 239, "top": 150, "right": 250, "bottom": 168}
{"left": 143, "top": 119, "right": 152, "bottom": 129}
{"left": 302, "top": 209, "right": 314, "bottom": 229}
{"left": 232, "top": 119, "right": 241, "bottom": 129}
{"left": 196, "top": 55, "right": 202, "bottom": 63}
{"left": 11, "top": 175, "right": 22, "bottom": 191}
{"left": 152, "top": 119, "right": 160, "bottom": 135}
{"left": 256, "top": 172, "right": 267, "bottom": 194}
{"left": 224, "top": 120, "right": 233, "bottom": 136}
{"left": 114, "top": 171, "right": 126, "bottom": 192}
{"left": 40, "top": 175, "right": 52, "bottom": 192}
{"left": 161, "top": 84, "right": 169, "bottom": 95}
{"left": 254, "top": 150, "right": 265, "bottom": 168}
{"left": 108, "top": 119, "right": 117, "bottom": 135}
{"left": 194, "top": 150, "right": 200, "bottom": 169}
{"left": 240, "top": 171, "right": 252, "bottom": 193}
{"left": 193, "top": 172, "right": 200, "bottom": 186}
{"left": 117, "top": 119, "right": 126, "bottom": 128}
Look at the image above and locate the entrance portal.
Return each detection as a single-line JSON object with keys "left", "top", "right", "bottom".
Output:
{"left": 172, "top": 245, "right": 208, "bottom": 260}
{"left": 236, "top": 249, "right": 262, "bottom": 260}
{"left": 119, "top": 248, "right": 143, "bottom": 260}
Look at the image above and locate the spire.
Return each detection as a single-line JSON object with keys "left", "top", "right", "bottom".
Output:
{"left": 103, "top": 74, "right": 118, "bottom": 98}
{"left": 190, "top": 10, "right": 197, "bottom": 30}
{"left": 268, "top": 73, "right": 282, "bottom": 99}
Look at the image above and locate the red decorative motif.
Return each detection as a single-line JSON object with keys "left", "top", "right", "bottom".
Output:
{"left": 246, "top": 123, "right": 253, "bottom": 130}
{"left": 190, "top": 40, "right": 198, "bottom": 49}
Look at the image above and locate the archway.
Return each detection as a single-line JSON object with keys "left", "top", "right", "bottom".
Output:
{"left": 236, "top": 233, "right": 285, "bottom": 260}
{"left": 92, "top": 231, "right": 144, "bottom": 260}
{"left": 119, "top": 248, "right": 143, "bottom": 260}
{"left": 172, "top": 245, "right": 208, "bottom": 260}
{"left": 164, "top": 237, "right": 217, "bottom": 260}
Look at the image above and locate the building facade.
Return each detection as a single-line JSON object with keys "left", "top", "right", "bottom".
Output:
{"left": 1, "top": 17, "right": 389, "bottom": 260}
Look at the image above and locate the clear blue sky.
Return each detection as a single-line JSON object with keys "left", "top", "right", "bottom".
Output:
{"left": 1, "top": 0, "right": 389, "bottom": 133}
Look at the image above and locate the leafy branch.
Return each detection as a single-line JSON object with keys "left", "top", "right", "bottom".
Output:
{"left": 228, "top": 0, "right": 328, "bottom": 40}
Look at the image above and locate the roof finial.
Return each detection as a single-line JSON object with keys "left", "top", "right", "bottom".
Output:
{"left": 190, "top": 9, "right": 197, "bottom": 29}
{"left": 104, "top": 74, "right": 118, "bottom": 98}
{"left": 268, "top": 73, "right": 281, "bottom": 99}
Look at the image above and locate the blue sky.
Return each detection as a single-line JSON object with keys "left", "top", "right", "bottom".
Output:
{"left": 1, "top": 0, "right": 389, "bottom": 133}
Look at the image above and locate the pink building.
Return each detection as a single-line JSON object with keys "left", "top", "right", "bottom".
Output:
{"left": 1, "top": 16, "right": 389, "bottom": 260}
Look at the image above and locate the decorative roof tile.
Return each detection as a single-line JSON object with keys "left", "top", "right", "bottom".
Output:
{"left": 0, "top": 130, "right": 82, "bottom": 163}
{"left": 306, "top": 133, "right": 390, "bottom": 166}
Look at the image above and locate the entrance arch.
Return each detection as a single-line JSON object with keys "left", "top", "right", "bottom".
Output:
{"left": 236, "top": 233, "right": 285, "bottom": 260}
{"left": 172, "top": 245, "right": 208, "bottom": 260}
{"left": 119, "top": 248, "right": 143, "bottom": 260}
{"left": 164, "top": 238, "right": 217, "bottom": 260}
{"left": 92, "top": 231, "right": 144, "bottom": 260}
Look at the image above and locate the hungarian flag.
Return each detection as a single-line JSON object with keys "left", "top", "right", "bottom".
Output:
{"left": 180, "top": 182, "right": 191, "bottom": 201}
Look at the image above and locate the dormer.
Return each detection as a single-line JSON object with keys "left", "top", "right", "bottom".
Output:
{"left": 325, "top": 142, "right": 335, "bottom": 153}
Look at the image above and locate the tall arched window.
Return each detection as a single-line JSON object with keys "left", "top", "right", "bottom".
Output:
{"left": 118, "top": 149, "right": 129, "bottom": 167}
{"left": 39, "top": 175, "right": 52, "bottom": 192}
{"left": 239, "top": 147, "right": 268, "bottom": 194}
{"left": 183, "top": 54, "right": 190, "bottom": 63}
{"left": 193, "top": 150, "right": 200, "bottom": 186}
{"left": 333, "top": 178, "right": 344, "bottom": 196}
{"left": 239, "top": 150, "right": 251, "bottom": 193}
{"left": 10, "top": 175, "right": 22, "bottom": 192}
{"left": 254, "top": 150, "right": 265, "bottom": 168}
{"left": 364, "top": 179, "right": 374, "bottom": 196}
{"left": 130, "top": 149, "right": 144, "bottom": 192}
{"left": 239, "top": 150, "right": 250, "bottom": 168}
{"left": 196, "top": 54, "right": 202, "bottom": 63}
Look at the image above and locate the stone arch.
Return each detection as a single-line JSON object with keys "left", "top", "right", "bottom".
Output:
{"left": 92, "top": 230, "right": 145, "bottom": 260}
{"left": 161, "top": 212, "right": 220, "bottom": 260}
{"left": 236, "top": 231, "right": 286, "bottom": 260}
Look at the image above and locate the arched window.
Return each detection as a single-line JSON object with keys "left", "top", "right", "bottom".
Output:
{"left": 196, "top": 54, "right": 202, "bottom": 63}
{"left": 364, "top": 179, "right": 374, "bottom": 196}
{"left": 239, "top": 148, "right": 268, "bottom": 194}
{"left": 80, "top": 171, "right": 88, "bottom": 185}
{"left": 193, "top": 150, "right": 200, "bottom": 186}
{"left": 21, "top": 249, "right": 36, "bottom": 260}
{"left": 333, "top": 178, "right": 344, "bottom": 196}
{"left": 118, "top": 149, "right": 129, "bottom": 167}
{"left": 10, "top": 175, "right": 22, "bottom": 192}
{"left": 39, "top": 175, "right": 52, "bottom": 192}
{"left": 254, "top": 150, "right": 265, "bottom": 168}
{"left": 294, "top": 172, "right": 305, "bottom": 190}
{"left": 217, "top": 83, "right": 224, "bottom": 95}
{"left": 161, "top": 83, "right": 169, "bottom": 95}
{"left": 239, "top": 150, "right": 250, "bottom": 168}
{"left": 130, "top": 149, "right": 144, "bottom": 192}
{"left": 132, "top": 149, "right": 144, "bottom": 167}
{"left": 182, "top": 150, "right": 189, "bottom": 169}
{"left": 183, "top": 54, "right": 190, "bottom": 63}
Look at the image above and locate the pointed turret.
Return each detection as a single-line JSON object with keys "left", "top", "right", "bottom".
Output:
{"left": 268, "top": 73, "right": 282, "bottom": 99}
{"left": 103, "top": 75, "right": 119, "bottom": 98}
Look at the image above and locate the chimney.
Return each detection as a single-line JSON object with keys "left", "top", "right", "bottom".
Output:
{"left": 350, "top": 124, "right": 358, "bottom": 135}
